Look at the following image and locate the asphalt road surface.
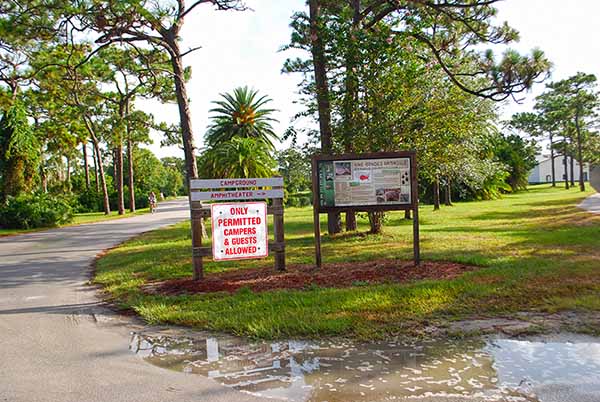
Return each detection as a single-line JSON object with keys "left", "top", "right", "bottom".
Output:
{"left": 579, "top": 192, "right": 600, "bottom": 214}
{"left": 0, "top": 199, "right": 265, "bottom": 402}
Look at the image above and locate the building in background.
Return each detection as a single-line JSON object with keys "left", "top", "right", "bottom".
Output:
{"left": 590, "top": 165, "right": 600, "bottom": 191}
{"left": 528, "top": 156, "right": 590, "bottom": 184}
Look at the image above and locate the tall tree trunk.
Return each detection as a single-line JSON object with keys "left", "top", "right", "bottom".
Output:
{"left": 563, "top": 150, "right": 569, "bottom": 190}
{"left": 92, "top": 142, "right": 99, "bottom": 192}
{"left": 570, "top": 155, "right": 575, "bottom": 186}
{"left": 309, "top": 0, "right": 333, "bottom": 157}
{"left": 345, "top": 211, "right": 357, "bottom": 231}
{"left": 125, "top": 100, "right": 136, "bottom": 212}
{"left": 444, "top": 179, "right": 452, "bottom": 206}
{"left": 549, "top": 134, "right": 555, "bottom": 187}
{"left": 168, "top": 39, "right": 198, "bottom": 181}
{"left": 433, "top": 177, "right": 440, "bottom": 210}
{"left": 94, "top": 139, "right": 110, "bottom": 214}
{"left": 309, "top": 0, "right": 340, "bottom": 235}
{"left": 82, "top": 142, "right": 90, "bottom": 190}
{"left": 342, "top": 0, "right": 360, "bottom": 233}
{"left": 85, "top": 118, "right": 110, "bottom": 215}
{"left": 404, "top": 210, "right": 411, "bottom": 220}
{"left": 368, "top": 211, "right": 384, "bottom": 234}
{"left": 168, "top": 30, "right": 206, "bottom": 280}
{"left": 127, "top": 138, "right": 135, "bottom": 212}
{"left": 344, "top": 132, "right": 357, "bottom": 231}
{"left": 114, "top": 102, "right": 125, "bottom": 215}
{"left": 66, "top": 156, "right": 71, "bottom": 192}
{"left": 115, "top": 143, "right": 125, "bottom": 215}
{"left": 575, "top": 110, "right": 586, "bottom": 191}
{"left": 40, "top": 163, "right": 47, "bottom": 193}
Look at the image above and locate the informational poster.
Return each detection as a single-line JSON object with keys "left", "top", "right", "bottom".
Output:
{"left": 317, "top": 157, "right": 412, "bottom": 207}
{"left": 211, "top": 202, "right": 268, "bottom": 261}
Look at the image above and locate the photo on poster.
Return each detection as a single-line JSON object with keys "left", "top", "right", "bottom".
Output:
{"left": 375, "top": 188, "right": 408, "bottom": 203}
{"left": 334, "top": 162, "right": 352, "bottom": 178}
{"left": 353, "top": 169, "right": 372, "bottom": 183}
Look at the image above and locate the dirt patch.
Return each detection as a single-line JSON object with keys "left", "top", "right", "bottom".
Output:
{"left": 144, "top": 260, "right": 478, "bottom": 295}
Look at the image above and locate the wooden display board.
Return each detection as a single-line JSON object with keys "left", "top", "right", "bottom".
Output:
{"left": 188, "top": 177, "right": 285, "bottom": 280}
{"left": 311, "top": 151, "right": 420, "bottom": 267}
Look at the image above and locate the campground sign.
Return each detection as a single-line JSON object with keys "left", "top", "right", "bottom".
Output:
{"left": 188, "top": 177, "right": 286, "bottom": 279}
{"left": 189, "top": 178, "right": 284, "bottom": 201}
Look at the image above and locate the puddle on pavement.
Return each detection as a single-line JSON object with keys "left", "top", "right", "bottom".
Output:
{"left": 129, "top": 332, "right": 600, "bottom": 401}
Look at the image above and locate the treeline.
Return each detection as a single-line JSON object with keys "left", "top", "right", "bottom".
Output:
{"left": 278, "top": 1, "right": 598, "bottom": 234}
{"left": 511, "top": 73, "right": 600, "bottom": 191}
{"left": 1, "top": 1, "right": 598, "bottom": 233}
{"left": 0, "top": 2, "right": 194, "bottom": 228}
{"left": 281, "top": 1, "right": 551, "bottom": 233}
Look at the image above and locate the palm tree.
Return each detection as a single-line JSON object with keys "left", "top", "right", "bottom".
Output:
{"left": 199, "top": 137, "right": 276, "bottom": 179}
{"left": 205, "top": 86, "right": 279, "bottom": 149}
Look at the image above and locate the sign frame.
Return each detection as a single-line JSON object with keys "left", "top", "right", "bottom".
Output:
{"left": 210, "top": 201, "right": 269, "bottom": 261}
{"left": 312, "top": 151, "right": 418, "bottom": 213}
{"left": 188, "top": 176, "right": 286, "bottom": 280}
{"left": 311, "top": 151, "right": 420, "bottom": 267}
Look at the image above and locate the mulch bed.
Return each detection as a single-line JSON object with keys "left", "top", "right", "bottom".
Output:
{"left": 143, "top": 259, "right": 479, "bottom": 295}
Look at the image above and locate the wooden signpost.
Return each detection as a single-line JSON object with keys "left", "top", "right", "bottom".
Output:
{"left": 311, "top": 151, "right": 420, "bottom": 267}
{"left": 189, "top": 177, "right": 286, "bottom": 280}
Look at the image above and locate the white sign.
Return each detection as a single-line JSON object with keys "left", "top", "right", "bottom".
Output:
{"left": 211, "top": 202, "right": 268, "bottom": 261}
{"left": 190, "top": 177, "right": 283, "bottom": 189}
{"left": 191, "top": 189, "right": 284, "bottom": 202}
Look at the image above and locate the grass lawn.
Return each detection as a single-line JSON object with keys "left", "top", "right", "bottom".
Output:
{"left": 0, "top": 208, "right": 150, "bottom": 237}
{"left": 71, "top": 209, "right": 150, "bottom": 225}
{"left": 95, "top": 185, "right": 600, "bottom": 339}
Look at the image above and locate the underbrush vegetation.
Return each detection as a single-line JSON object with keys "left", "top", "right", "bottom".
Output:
{"left": 95, "top": 185, "right": 600, "bottom": 339}
{"left": 0, "top": 192, "right": 73, "bottom": 229}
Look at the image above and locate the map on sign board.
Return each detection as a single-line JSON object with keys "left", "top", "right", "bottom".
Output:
{"left": 318, "top": 158, "right": 411, "bottom": 207}
{"left": 211, "top": 202, "right": 268, "bottom": 261}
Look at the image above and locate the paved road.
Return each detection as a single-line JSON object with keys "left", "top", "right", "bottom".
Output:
{"left": 579, "top": 192, "right": 600, "bottom": 214}
{"left": 0, "top": 199, "right": 265, "bottom": 402}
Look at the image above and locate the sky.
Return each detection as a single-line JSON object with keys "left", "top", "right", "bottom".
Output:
{"left": 140, "top": 0, "right": 600, "bottom": 159}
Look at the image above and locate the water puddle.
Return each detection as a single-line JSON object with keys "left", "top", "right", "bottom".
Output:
{"left": 130, "top": 332, "right": 600, "bottom": 401}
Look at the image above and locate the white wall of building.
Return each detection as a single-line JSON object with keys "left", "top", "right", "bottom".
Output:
{"left": 528, "top": 156, "right": 590, "bottom": 183}
{"left": 591, "top": 165, "right": 600, "bottom": 191}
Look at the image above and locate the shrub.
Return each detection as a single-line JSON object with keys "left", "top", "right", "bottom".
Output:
{"left": 0, "top": 193, "right": 74, "bottom": 229}
{"left": 285, "top": 192, "right": 312, "bottom": 208}
{"left": 77, "top": 189, "right": 104, "bottom": 213}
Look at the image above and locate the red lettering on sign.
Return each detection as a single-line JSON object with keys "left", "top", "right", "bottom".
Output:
{"left": 230, "top": 206, "right": 249, "bottom": 215}
{"left": 219, "top": 179, "right": 257, "bottom": 187}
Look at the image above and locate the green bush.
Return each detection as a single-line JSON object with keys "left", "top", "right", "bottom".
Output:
{"left": 77, "top": 189, "right": 104, "bottom": 213}
{"left": 0, "top": 193, "right": 74, "bottom": 229}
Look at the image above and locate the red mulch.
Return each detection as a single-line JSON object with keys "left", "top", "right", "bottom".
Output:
{"left": 143, "top": 260, "right": 478, "bottom": 295}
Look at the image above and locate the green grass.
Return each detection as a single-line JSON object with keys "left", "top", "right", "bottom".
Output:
{"left": 95, "top": 184, "right": 600, "bottom": 339}
{"left": 71, "top": 209, "right": 150, "bottom": 224}
{"left": 0, "top": 208, "right": 150, "bottom": 237}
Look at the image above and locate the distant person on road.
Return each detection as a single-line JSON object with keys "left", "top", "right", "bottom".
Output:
{"left": 149, "top": 191, "right": 157, "bottom": 213}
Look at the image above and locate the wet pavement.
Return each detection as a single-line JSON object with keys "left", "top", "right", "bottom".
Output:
{"left": 0, "top": 199, "right": 266, "bottom": 402}
{"left": 131, "top": 331, "right": 600, "bottom": 402}
{"left": 579, "top": 193, "right": 600, "bottom": 214}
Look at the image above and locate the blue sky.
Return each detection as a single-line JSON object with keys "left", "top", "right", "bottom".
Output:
{"left": 141, "top": 0, "right": 600, "bottom": 158}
